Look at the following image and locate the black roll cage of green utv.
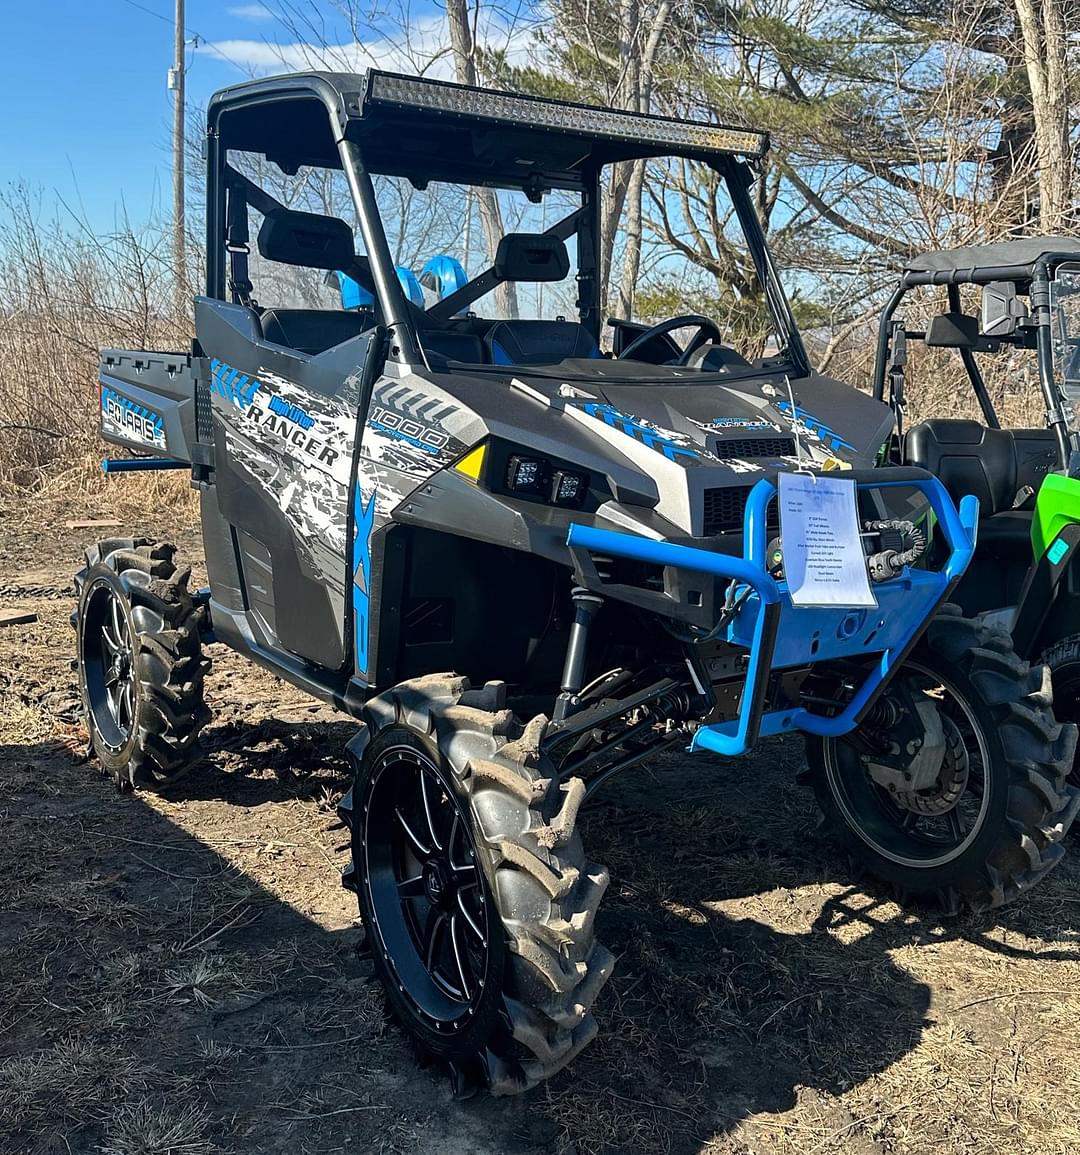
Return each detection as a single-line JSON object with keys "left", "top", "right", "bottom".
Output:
{"left": 872, "top": 240, "right": 1080, "bottom": 466}
{"left": 870, "top": 238, "right": 1080, "bottom": 662}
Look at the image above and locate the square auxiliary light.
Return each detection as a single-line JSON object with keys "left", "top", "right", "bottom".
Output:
{"left": 551, "top": 468, "right": 587, "bottom": 507}
{"left": 506, "top": 455, "right": 549, "bottom": 497}
{"left": 364, "top": 71, "right": 768, "bottom": 159}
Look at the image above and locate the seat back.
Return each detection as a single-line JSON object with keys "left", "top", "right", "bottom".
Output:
{"left": 486, "top": 320, "right": 600, "bottom": 366}
{"left": 904, "top": 419, "right": 1017, "bottom": 515}
{"left": 259, "top": 309, "right": 372, "bottom": 355}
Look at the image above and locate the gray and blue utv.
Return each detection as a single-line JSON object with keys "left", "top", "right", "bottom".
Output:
{"left": 77, "top": 71, "right": 1077, "bottom": 1094}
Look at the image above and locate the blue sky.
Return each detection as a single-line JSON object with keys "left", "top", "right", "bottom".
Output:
{"left": 0, "top": 0, "right": 510, "bottom": 231}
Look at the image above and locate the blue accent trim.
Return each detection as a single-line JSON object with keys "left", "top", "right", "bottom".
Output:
{"left": 352, "top": 481, "right": 377, "bottom": 678}
{"left": 1049, "top": 536, "right": 1069, "bottom": 565}
{"left": 490, "top": 341, "right": 512, "bottom": 365}
{"left": 776, "top": 400, "right": 857, "bottom": 454}
{"left": 101, "top": 458, "right": 188, "bottom": 473}
{"left": 579, "top": 403, "right": 699, "bottom": 463}
{"left": 370, "top": 420, "right": 441, "bottom": 455}
{"left": 567, "top": 475, "right": 978, "bottom": 757}
{"left": 209, "top": 358, "right": 259, "bottom": 411}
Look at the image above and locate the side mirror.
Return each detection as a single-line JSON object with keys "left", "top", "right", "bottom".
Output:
{"left": 981, "top": 281, "right": 1028, "bottom": 337}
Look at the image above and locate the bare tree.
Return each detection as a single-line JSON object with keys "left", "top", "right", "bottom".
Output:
{"left": 446, "top": 0, "right": 519, "bottom": 317}
{"left": 1012, "top": 0, "right": 1073, "bottom": 228}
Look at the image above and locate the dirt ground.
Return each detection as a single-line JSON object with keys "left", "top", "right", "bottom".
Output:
{"left": 3, "top": 480, "right": 1080, "bottom": 1155}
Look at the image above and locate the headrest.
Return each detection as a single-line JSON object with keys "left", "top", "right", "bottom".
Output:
{"left": 494, "top": 233, "right": 570, "bottom": 282}
{"left": 925, "top": 311, "right": 980, "bottom": 349}
{"left": 258, "top": 208, "right": 355, "bottom": 271}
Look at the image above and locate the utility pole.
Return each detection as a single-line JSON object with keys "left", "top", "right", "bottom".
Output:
{"left": 169, "top": 0, "right": 187, "bottom": 319}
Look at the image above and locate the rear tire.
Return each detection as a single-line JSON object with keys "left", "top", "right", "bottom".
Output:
{"left": 1041, "top": 633, "right": 1080, "bottom": 787}
{"left": 804, "top": 606, "right": 1079, "bottom": 912}
{"left": 74, "top": 538, "right": 211, "bottom": 790}
{"left": 338, "top": 674, "right": 613, "bottom": 1095}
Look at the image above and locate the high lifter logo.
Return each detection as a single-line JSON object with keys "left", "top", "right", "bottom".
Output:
{"left": 209, "top": 359, "right": 341, "bottom": 470}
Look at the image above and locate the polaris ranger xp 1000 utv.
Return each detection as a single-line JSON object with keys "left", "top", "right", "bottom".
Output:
{"left": 78, "top": 71, "right": 1077, "bottom": 1094}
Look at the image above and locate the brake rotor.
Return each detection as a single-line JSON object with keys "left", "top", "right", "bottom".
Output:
{"left": 891, "top": 715, "right": 968, "bottom": 816}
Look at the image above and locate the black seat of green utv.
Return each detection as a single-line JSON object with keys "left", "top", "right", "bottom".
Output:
{"left": 905, "top": 418, "right": 1034, "bottom": 611}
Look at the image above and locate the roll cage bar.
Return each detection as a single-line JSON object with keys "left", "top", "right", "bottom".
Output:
{"left": 872, "top": 251, "right": 1080, "bottom": 470}
{"left": 203, "top": 70, "right": 809, "bottom": 376}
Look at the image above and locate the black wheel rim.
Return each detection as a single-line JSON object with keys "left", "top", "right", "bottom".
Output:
{"left": 361, "top": 745, "right": 491, "bottom": 1032}
{"left": 82, "top": 581, "right": 136, "bottom": 752}
{"left": 823, "top": 660, "right": 991, "bottom": 868}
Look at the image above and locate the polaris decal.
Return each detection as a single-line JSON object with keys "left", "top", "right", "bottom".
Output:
{"left": 369, "top": 405, "right": 450, "bottom": 456}
{"left": 775, "top": 401, "right": 856, "bottom": 454}
{"left": 246, "top": 400, "right": 341, "bottom": 469}
{"left": 100, "top": 384, "right": 166, "bottom": 450}
{"left": 361, "top": 381, "right": 467, "bottom": 476}
{"left": 574, "top": 402, "right": 700, "bottom": 464}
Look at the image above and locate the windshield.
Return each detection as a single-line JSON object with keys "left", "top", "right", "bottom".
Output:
{"left": 1051, "top": 264, "right": 1080, "bottom": 430}
{"left": 222, "top": 144, "right": 803, "bottom": 373}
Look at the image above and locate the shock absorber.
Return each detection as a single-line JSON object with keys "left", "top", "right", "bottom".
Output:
{"left": 553, "top": 587, "right": 604, "bottom": 723}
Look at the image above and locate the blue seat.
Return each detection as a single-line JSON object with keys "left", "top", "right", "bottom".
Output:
{"left": 486, "top": 320, "right": 600, "bottom": 366}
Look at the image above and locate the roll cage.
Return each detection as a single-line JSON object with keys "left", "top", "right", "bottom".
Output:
{"left": 873, "top": 240, "right": 1080, "bottom": 469}
{"left": 202, "top": 69, "right": 809, "bottom": 376}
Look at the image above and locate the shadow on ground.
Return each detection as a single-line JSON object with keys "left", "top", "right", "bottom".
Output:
{"left": 0, "top": 725, "right": 965, "bottom": 1155}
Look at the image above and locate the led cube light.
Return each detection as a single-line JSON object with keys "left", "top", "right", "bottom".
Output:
{"left": 506, "top": 455, "right": 548, "bottom": 496}
{"left": 551, "top": 468, "right": 587, "bottom": 507}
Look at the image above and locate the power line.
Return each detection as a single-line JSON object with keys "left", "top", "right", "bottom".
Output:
{"left": 115, "top": 0, "right": 252, "bottom": 72}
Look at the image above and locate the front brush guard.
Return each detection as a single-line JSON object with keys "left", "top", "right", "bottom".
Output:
{"left": 567, "top": 470, "right": 979, "bottom": 757}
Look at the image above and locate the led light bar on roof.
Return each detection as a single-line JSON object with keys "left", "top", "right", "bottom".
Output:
{"left": 364, "top": 72, "right": 768, "bottom": 159}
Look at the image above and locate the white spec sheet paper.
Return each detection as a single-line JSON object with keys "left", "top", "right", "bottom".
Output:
{"left": 777, "top": 472, "right": 877, "bottom": 608}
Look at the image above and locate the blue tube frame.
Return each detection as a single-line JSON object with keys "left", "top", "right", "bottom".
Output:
{"left": 101, "top": 458, "right": 190, "bottom": 473}
{"left": 566, "top": 476, "right": 979, "bottom": 757}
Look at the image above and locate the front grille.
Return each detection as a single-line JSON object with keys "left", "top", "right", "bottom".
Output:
{"left": 711, "top": 435, "right": 795, "bottom": 460}
{"left": 702, "top": 486, "right": 779, "bottom": 536}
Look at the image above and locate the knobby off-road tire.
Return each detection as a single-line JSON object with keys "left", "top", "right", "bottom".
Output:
{"left": 1040, "top": 633, "right": 1080, "bottom": 787}
{"left": 74, "top": 538, "right": 211, "bottom": 790}
{"left": 805, "top": 606, "right": 1079, "bottom": 913}
{"left": 338, "top": 673, "right": 613, "bottom": 1095}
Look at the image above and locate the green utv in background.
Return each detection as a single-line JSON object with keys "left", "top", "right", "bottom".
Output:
{"left": 874, "top": 240, "right": 1080, "bottom": 784}
{"left": 76, "top": 71, "right": 1077, "bottom": 1095}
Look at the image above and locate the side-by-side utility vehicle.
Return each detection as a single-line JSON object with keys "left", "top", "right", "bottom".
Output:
{"left": 874, "top": 240, "right": 1080, "bottom": 781}
{"left": 78, "top": 72, "right": 1077, "bottom": 1093}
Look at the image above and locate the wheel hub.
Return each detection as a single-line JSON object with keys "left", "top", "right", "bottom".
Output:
{"left": 361, "top": 746, "right": 491, "bottom": 1029}
{"left": 423, "top": 860, "right": 453, "bottom": 907}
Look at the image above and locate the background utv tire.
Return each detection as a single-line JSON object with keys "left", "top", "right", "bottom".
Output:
{"left": 804, "top": 606, "right": 1079, "bottom": 913}
{"left": 1040, "top": 633, "right": 1080, "bottom": 788}
{"left": 74, "top": 538, "right": 211, "bottom": 790}
{"left": 338, "top": 674, "right": 613, "bottom": 1095}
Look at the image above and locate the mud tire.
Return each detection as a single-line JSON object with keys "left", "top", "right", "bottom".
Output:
{"left": 805, "top": 606, "right": 1079, "bottom": 913}
{"left": 1040, "top": 632, "right": 1080, "bottom": 788}
{"left": 74, "top": 538, "right": 211, "bottom": 790}
{"left": 338, "top": 673, "right": 612, "bottom": 1095}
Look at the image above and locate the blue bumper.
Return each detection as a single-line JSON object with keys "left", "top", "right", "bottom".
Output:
{"left": 566, "top": 476, "right": 979, "bottom": 757}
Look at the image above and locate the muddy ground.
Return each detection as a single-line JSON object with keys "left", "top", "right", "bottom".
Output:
{"left": 3, "top": 483, "right": 1080, "bottom": 1155}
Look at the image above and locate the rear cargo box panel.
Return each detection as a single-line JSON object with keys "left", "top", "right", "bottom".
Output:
{"left": 98, "top": 349, "right": 200, "bottom": 463}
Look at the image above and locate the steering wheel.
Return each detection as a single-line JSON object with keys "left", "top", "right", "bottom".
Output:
{"left": 617, "top": 313, "right": 724, "bottom": 366}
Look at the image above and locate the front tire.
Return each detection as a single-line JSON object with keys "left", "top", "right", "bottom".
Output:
{"left": 74, "top": 538, "right": 211, "bottom": 790}
{"left": 805, "top": 607, "right": 1079, "bottom": 912}
{"left": 338, "top": 674, "right": 613, "bottom": 1095}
